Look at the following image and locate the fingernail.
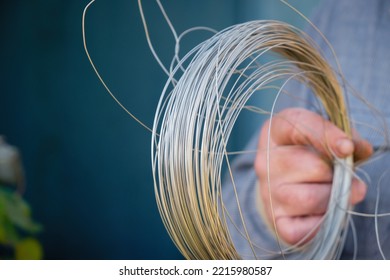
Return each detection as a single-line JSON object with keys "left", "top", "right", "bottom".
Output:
{"left": 336, "top": 138, "right": 354, "bottom": 156}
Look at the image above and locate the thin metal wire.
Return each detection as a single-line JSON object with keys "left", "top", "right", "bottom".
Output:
{"left": 83, "top": 0, "right": 390, "bottom": 260}
{"left": 150, "top": 19, "right": 354, "bottom": 259}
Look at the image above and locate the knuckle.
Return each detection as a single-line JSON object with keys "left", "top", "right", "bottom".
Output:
{"left": 284, "top": 232, "right": 300, "bottom": 245}
{"left": 277, "top": 219, "right": 300, "bottom": 245}
{"left": 254, "top": 153, "right": 267, "bottom": 177}
{"left": 309, "top": 158, "right": 331, "bottom": 180}
{"left": 277, "top": 183, "right": 326, "bottom": 213}
{"left": 259, "top": 120, "right": 271, "bottom": 146}
{"left": 280, "top": 109, "right": 303, "bottom": 143}
{"left": 256, "top": 120, "right": 272, "bottom": 177}
{"left": 301, "top": 188, "right": 321, "bottom": 210}
{"left": 275, "top": 183, "right": 295, "bottom": 205}
{"left": 280, "top": 107, "right": 303, "bottom": 119}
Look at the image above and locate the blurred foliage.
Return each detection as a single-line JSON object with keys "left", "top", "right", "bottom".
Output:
{"left": 0, "top": 186, "right": 43, "bottom": 259}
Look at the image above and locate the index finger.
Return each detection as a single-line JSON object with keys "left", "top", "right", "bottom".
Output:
{"left": 269, "top": 108, "right": 354, "bottom": 159}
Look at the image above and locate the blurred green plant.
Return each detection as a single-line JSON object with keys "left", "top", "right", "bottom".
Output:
{"left": 0, "top": 186, "right": 43, "bottom": 259}
{"left": 0, "top": 136, "right": 43, "bottom": 259}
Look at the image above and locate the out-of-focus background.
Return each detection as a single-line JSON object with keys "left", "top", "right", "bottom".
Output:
{"left": 0, "top": 0, "right": 320, "bottom": 259}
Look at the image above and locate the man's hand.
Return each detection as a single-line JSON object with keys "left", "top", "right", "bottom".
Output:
{"left": 254, "top": 108, "right": 373, "bottom": 245}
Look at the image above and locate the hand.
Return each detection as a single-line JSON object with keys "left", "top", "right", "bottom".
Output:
{"left": 254, "top": 108, "right": 373, "bottom": 245}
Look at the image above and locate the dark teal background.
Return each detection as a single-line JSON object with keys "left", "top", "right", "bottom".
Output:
{"left": 0, "top": 0, "right": 319, "bottom": 259}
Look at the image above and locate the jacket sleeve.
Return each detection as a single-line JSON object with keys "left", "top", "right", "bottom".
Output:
{"left": 221, "top": 131, "right": 287, "bottom": 259}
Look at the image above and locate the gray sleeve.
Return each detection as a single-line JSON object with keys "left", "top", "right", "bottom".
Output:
{"left": 222, "top": 131, "right": 287, "bottom": 259}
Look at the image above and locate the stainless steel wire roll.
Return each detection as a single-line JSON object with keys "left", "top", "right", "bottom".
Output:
{"left": 151, "top": 20, "right": 354, "bottom": 260}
